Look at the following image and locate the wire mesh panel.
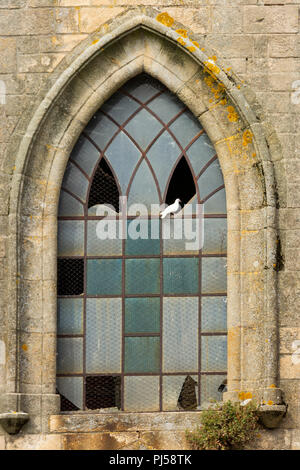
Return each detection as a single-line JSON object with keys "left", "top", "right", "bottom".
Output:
{"left": 57, "top": 73, "right": 227, "bottom": 411}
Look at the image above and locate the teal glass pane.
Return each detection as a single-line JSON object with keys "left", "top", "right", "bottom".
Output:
{"left": 201, "top": 296, "right": 227, "bottom": 332}
{"left": 127, "top": 160, "right": 160, "bottom": 211}
{"left": 163, "top": 375, "right": 198, "bottom": 411}
{"left": 85, "top": 112, "right": 118, "bottom": 151}
{"left": 163, "top": 257, "right": 199, "bottom": 294}
{"left": 124, "top": 78, "right": 164, "bottom": 103}
{"left": 124, "top": 376, "right": 160, "bottom": 411}
{"left": 203, "top": 218, "right": 227, "bottom": 254}
{"left": 198, "top": 160, "right": 224, "bottom": 201}
{"left": 125, "top": 219, "right": 160, "bottom": 255}
{"left": 57, "top": 337, "right": 83, "bottom": 374}
{"left": 147, "top": 131, "right": 181, "bottom": 196}
{"left": 70, "top": 135, "right": 100, "bottom": 177}
{"left": 86, "top": 298, "right": 122, "bottom": 373}
{"left": 163, "top": 217, "right": 201, "bottom": 255}
{"left": 125, "top": 259, "right": 160, "bottom": 295}
{"left": 201, "top": 374, "right": 226, "bottom": 406}
{"left": 202, "top": 257, "right": 227, "bottom": 294}
{"left": 105, "top": 131, "right": 141, "bottom": 195}
{"left": 125, "top": 297, "right": 160, "bottom": 333}
{"left": 169, "top": 111, "right": 202, "bottom": 149}
{"left": 58, "top": 190, "right": 84, "bottom": 217}
{"left": 201, "top": 335, "right": 227, "bottom": 372}
{"left": 87, "top": 220, "right": 122, "bottom": 256}
{"left": 101, "top": 92, "right": 140, "bottom": 125}
{"left": 124, "top": 109, "right": 163, "bottom": 150}
{"left": 203, "top": 188, "right": 227, "bottom": 214}
{"left": 124, "top": 336, "right": 160, "bottom": 373}
{"left": 87, "top": 259, "right": 122, "bottom": 295}
{"left": 147, "top": 91, "right": 185, "bottom": 124}
{"left": 57, "top": 376, "right": 83, "bottom": 409}
{"left": 162, "top": 297, "right": 198, "bottom": 372}
{"left": 62, "top": 162, "right": 89, "bottom": 202}
{"left": 186, "top": 133, "right": 216, "bottom": 177}
{"left": 58, "top": 220, "right": 84, "bottom": 256}
{"left": 57, "top": 298, "right": 83, "bottom": 335}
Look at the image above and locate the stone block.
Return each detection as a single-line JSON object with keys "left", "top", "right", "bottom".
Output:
{"left": 243, "top": 6, "right": 298, "bottom": 33}
{"left": 0, "top": 39, "right": 16, "bottom": 74}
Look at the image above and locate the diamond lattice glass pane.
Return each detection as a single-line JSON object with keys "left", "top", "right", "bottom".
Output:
{"left": 198, "top": 161, "right": 224, "bottom": 201}
{"left": 124, "top": 336, "right": 160, "bottom": 373}
{"left": 147, "top": 131, "right": 181, "bottom": 196}
{"left": 125, "top": 219, "right": 160, "bottom": 255}
{"left": 58, "top": 190, "right": 84, "bottom": 217}
{"left": 86, "top": 298, "right": 122, "bottom": 373}
{"left": 57, "top": 376, "right": 83, "bottom": 410}
{"left": 125, "top": 258, "right": 160, "bottom": 295}
{"left": 163, "top": 297, "right": 198, "bottom": 372}
{"left": 124, "top": 109, "right": 163, "bottom": 150}
{"left": 62, "top": 162, "right": 89, "bottom": 203}
{"left": 105, "top": 131, "right": 141, "bottom": 195}
{"left": 186, "top": 133, "right": 216, "bottom": 177}
{"left": 202, "top": 257, "right": 227, "bottom": 294}
{"left": 125, "top": 297, "right": 160, "bottom": 333}
{"left": 87, "top": 259, "right": 122, "bottom": 295}
{"left": 58, "top": 220, "right": 84, "bottom": 256}
{"left": 163, "top": 217, "right": 201, "bottom": 255}
{"left": 70, "top": 135, "right": 100, "bottom": 177}
{"left": 124, "top": 376, "right": 160, "bottom": 411}
{"left": 201, "top": 335, "right": 227, "bottom": 371}
{"left": 200, "top": 374, "right": 226, "bottom": 406}
{"left": 57, "top": 298, "right": 83, "bottom": 335}
{"left": 169, "top": 111, "right": 202, "bottom": 149}
{"left": 203, "top": 218, "right": 227, "bottom": 254}
{"left": 147, "top": 91, "right": 185, "bottom": 124}
{"left": 127, "top": 160, "right": 160, "bottom": 210}
{"left": 203, "top": 188, "right": 226, "bottom": 214}
{"left": 163, "top": 257, "right": 199, "bottom": 294}
{"left": 201, "top": 297, "right": 227, "bottom": 332}
{"left": 124, "top": 75, "right": 164, "bottom": 103}
{"left": 57, "top": 337, "right": 83, "bottom": 374}
{"left": 163, "top": 375, "right": 198, "bottom": 411}
{"left": 101, "top": 92, "right": 140, "bottom": 125}
{"left": 85, "top": 112, "right": 118, "bottom": 151}
{"left": 87, "top": 220, "right": 122, "bottom": 256}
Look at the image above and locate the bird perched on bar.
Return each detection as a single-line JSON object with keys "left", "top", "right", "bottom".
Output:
{"left": 218, "top": 378, "right": 227, "bottom": 393}
{"left": 160, "top": 198, "right": 182, "bottom": 219}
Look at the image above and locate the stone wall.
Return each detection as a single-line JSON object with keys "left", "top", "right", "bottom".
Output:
{"left": 0, "top": 0, "right": 299, "bottom": 450}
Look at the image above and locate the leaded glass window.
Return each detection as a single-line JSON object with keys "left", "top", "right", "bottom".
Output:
{"left": 57, "top": 74, "right": 227, "bottom": 412}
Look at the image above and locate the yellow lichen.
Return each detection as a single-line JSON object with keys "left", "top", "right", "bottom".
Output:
{"left": 238, "top": 391, "right": 245, "bottom": 400}
{"left": 204, "top": 59, "right": 221, "bottom": 76}
{"left": 22, "top": 344, "right": 28, "bottom": 351}
{"left": 245, "top": 392, "right": 252, "bottom": 399}
{"left": 156, "top": 12, "right": 174, "bottom": 27}
{"left": 176, "top": 29, "right": 188, "bottom": 38}
{"left": 269, "top": 384, "right": 276, "bottom": 388}
{"left": 242, "top": 129, "right": 253, "bottom": 146}
{"left": 187, "top": 46, "right": 196, "bottom": 52}
{"left": 267, "top": 400, "right": 273, "bottom": 406}
{"left": 177, "top": 37, "right": 186, "bottom": 46}
{"left": 192, "top": 41, "right": 200, "bottom": 48}
{"left": 227, "top": 106, "right": 239, "bottom": 122}
{"left": 91, "top": 39, "right": 99, "bottom": 45}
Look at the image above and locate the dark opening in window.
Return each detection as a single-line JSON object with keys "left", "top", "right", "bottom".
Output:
{"left": 88, "top": 158, "right": 120, "bottom": 212}
{"left": 86, "top": 376, "right": 121, "bottom": 410}
{"left": 165, "top": 157, "right": 196, "bottom": 207}
{"left": 57, "top": 258, "right": 84, "bottom": 295}
{"left": 57, "top": 387, "right": 80, "bottom": 412}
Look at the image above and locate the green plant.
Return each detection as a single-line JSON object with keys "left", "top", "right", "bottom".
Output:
{"left": 186, "top": 400, "right": 260, "bottom": 450}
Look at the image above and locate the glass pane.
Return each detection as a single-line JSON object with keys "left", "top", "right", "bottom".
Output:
{"left": 124, "top": 376, "right": 160, "bottom": 411}
{"left": 201, "top": 296, "right": 227, "bottom": 332}
{"left": 202, "top": 218, "right": 227, "bottom": 254}
{"left": 201, "top": 374, "right": 226, "bottom": 406}
{"left": 124, "top": 108, "right": 163, "bottom": 150}
{"left": 87, "top": 259, "right": 122, "bottom": 295}
{"left": 127, "top": 160, "right": 160, "bottom": 211}
{"left": 198, "top": 161, "right": 224, "bottom": 201}
{"left": 125, "top": 219, "right": 160, "bottom": 255}
{"left": 147, "top": 130, "right": 181, "bottom": 196}
{"left": 105, "top": 131, "right": 141, "bottom": 195}
{"left": 124, "top": 336, "right": 160, "bottom": 373}
{"left": 101, "top": 92, "right": 140, "bottom": 125}
{"left": 70, "top": 135, "right": 100, "bottom": 177}
{"left": 162, "top": 297, "right": 198, "bottom": 372}
{"left": 147, "top": 91, "right": 185, "bottom": 124}
{"left": 163, "top": 217, "right": 201, "bottom": 255}
{"left": 57, "top": 220, "right": 84, "bottom": 256}
{"left": 201, "top": 335, "right": 227, "bottom": 371}
{"left": 201, "top": 257, "right": 227, "bottom": 294}
{"left": 57, "top": 337, "right": 83, "bottom": 374}
{"left": 62, "top": 162, "right": 89, "bottom": 203}
{"left": 57, "top": 298, "right": 83, "bottom": 335}
{"left": 86, "top": 298, "right": 122, "bottom": 373}
{"left": 203, "top": 188, "right": 227, "bottom": 214}
{"left": 125, "top": 258, "right": 160, "bottom": 295}
{"left": 169, "top": 111, "right": 202, "bottom": 149}
{"left": 87, "top": 220, "right": 122, "bottom": 256}
{"left": 124, "top": 77, "right": 164, "bottom": 103}
{"left": 186, "top": 133, "right": 216, "bottom": 177}
{"left": 125, "top": 297, "right": 160, "bottom": 333}
{"left": 163, "top": 375, "right": 198, "bottom": 411}
{"left": 85, "top": 112, "right": 118, "bottom": 151}
{"left": 163, "top": 257, "right": 199, "bottom": 294}
{"left": 57, "top": 376, "right": 83, "bottom": 409}
{"left": 58, "top": 190, "right": 84, "bottom": 217}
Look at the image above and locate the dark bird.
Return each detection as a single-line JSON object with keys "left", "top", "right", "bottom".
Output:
{"left": 177, "top": 375, "right": 198, "bottom": 410}
{"left": 218, "top": 378, "right": 227, "bottom": 393}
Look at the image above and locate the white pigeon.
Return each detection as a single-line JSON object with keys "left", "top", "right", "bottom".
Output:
{"left": 160, "top": 198, "right": 182, "bottom": 219}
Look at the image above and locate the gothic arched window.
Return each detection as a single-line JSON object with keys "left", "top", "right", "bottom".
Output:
{"left": 56, "top": 74, "right": 227, "bottom": 412}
